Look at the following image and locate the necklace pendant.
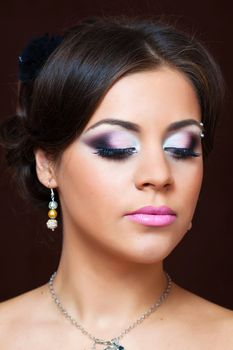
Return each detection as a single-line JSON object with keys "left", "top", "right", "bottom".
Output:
{"left": 104, "top": 342, "right": 125, "bottom": 350}
{"left": 104, "top": 346, "right": 125, "bottom": 350}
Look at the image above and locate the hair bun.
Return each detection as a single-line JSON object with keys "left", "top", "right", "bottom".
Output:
{"left": 0, "top": 115, "right": 29, "bottom": 166}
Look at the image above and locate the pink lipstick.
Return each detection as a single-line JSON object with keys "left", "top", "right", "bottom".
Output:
{"left": 124, "top": 206, "right": 176, "bottom": 227}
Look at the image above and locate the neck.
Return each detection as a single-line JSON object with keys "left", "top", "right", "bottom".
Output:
{"left": 53, "top": 232, "right": 168, "bottom": 337}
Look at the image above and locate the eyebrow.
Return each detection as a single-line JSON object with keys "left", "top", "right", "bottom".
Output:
{"left": 167, "top": 119, "right": 202, "bottom": 132}
{"left": 85, "top": 119, "right": 140, "bottom": 133}
{"left": 85, "top": 118, "right": 201, "bottom": 133}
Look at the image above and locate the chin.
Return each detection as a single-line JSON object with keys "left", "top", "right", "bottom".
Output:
{"left": 117, "top": 228, "right": 187, "bottom": 264}
{"left": 115, "top": 239, "right": 179, "bottom": 265}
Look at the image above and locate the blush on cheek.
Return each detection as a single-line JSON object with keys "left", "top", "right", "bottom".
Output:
{"left": 187, "top": 167, "right": 203, "bottom": 200}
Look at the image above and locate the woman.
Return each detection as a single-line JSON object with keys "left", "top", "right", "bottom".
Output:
{"left": 0, "top": 17, "right": 232, "bottom": 349}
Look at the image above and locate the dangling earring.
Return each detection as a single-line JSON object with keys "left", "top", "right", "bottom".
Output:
{"left": 46, "top": 188, "right": 58, "bottom": 231}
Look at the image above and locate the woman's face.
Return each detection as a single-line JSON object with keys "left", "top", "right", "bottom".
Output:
{"left": 51, "top": 67, "right": 203, "bottom": 263}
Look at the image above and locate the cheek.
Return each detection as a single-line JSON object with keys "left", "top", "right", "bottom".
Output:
{"left": 57, "top": 150, "right": 128, "bottom": 214}
{"left": 172, "top": 159, "right": 203, "bottom": 211}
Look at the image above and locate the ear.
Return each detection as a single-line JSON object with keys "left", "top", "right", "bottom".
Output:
{"left": 34, "top": 149, "right": 57, "bottom": 188}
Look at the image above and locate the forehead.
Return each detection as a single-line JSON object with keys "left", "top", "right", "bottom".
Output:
{"left": 83, "top": 67, "right": 201, "bottom": 132}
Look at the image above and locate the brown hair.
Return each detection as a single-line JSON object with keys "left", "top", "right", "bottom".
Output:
{"left": 0, "top": 16, "right": 224, "bottom": 207}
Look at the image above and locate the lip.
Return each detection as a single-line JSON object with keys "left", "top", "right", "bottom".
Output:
{"left": 124, "top": 205, "right": 176, "bottom": 227}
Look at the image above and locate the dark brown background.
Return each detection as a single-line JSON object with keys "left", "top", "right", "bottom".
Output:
{"left": 0, "top": 1, "right": 232, "bottom": 309}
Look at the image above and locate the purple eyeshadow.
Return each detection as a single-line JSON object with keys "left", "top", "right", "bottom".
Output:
{"left": 85, "top": 133, "right": 111, "bottom": 149}
{"left": 84, "top": 131, "right": 137, "bottom": 149}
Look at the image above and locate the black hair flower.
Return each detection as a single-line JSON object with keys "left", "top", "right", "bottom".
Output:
{"left": 18, "top": 34, "right": 63, "bottom": 83}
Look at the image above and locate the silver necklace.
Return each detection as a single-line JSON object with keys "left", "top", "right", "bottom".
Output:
{"left": 48, "top": 271, "right": 172, "bottom": 350}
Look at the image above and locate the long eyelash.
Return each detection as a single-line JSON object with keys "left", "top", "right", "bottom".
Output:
{"left": 94, "top": 147, "right": 137, "bottom": 160}
{"left": 164, "top": 147, "right": 200, "bottom": 159}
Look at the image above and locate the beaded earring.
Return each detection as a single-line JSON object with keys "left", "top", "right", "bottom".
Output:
{"left": 46, "top": 188, "right": 58, "bottom": 231}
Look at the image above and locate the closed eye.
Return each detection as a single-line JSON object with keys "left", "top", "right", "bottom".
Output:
{"left": 94, "top": 147, "right": 137, "bottom": 160}
{"left": 164, "top": 147, "right": 201, "bottom": 159}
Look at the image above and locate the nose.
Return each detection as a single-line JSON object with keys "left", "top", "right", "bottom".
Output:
{"left": 134, "top": 148, "right": 174, "bottom": 192}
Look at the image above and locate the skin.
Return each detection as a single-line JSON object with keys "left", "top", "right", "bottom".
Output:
{"left": 0, "top": 67, "right": 232, "bottom": 349}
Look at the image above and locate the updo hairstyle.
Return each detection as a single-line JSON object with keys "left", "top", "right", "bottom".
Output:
{"left": 0, "top": 16, "right": 224, "bottom": 207}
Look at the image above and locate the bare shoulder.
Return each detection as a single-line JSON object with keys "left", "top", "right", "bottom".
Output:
{"left": 174, "top": 283, "right": 233, "bottom": 317}
{"left": 0, "top": 284, "right": 48, "bottom": 320}
{"left": 171, "top": 283, "right": 233, "bottom": 348}
{"left": 0, "top": 285, "right": 52, "bottom": 347}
